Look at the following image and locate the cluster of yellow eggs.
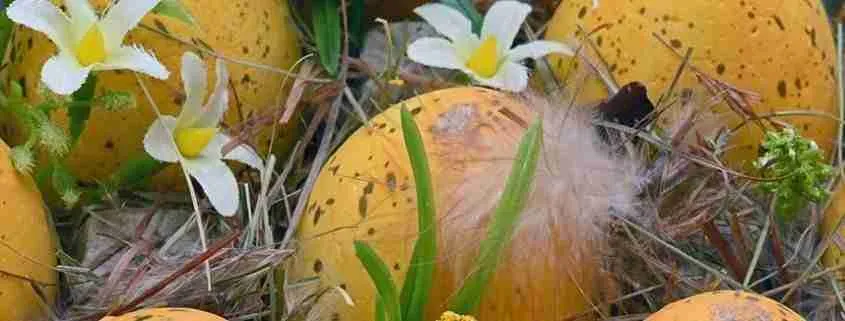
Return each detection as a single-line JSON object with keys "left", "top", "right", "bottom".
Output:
{"left": 2, "top": 0, "right": 841, "bottom": 320}
{"left": 288, "top": 0, "right": 835, "bottom": 320}
{"left": 0, "top": 0, "right": 302, "bottom": 319}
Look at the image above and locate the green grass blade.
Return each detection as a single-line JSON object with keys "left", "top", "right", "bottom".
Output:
{"left": 398, "top": 106, "right": 437, "bottom": 321}
{"left": 448, "top": 119, "right": 543, "bottom": 315}
{"left": 375, "top": 295, "right": 387, "bottom": 321}
{"left": 152, "top": 0, "right": 197, "bottom": 26}
{"left": 312, "top": 0, "right": 341, "bottom": 77}
{"left": 354, "top": 241, "right": 402, "bottom": 321}
{"left": 108, "top": 153, "right": 165, "bottom": 188}
{"left": 0, "top": 0, "right": 14, "bottom": 63}
{"left": 348, "top": 0, "right": 366, "bottom": 56}
{"left": 69, "top": 74, "right": 98, "bottom": 146}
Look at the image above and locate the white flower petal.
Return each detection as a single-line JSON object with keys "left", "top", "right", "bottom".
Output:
{"left": 143, "top": 116, "right": 180, "bottom": 163}
{"left": 203, "top": 134, "right": 264, "bottom": 170}
{"left": 413, "top": 3, "right": 475, "bottom": 44}
{"left": 184, "top": 157, "right": 240, "bottom": 216}
{"left": 65, "top": 0, "right": 97, "bottom": 42}
{"left": 99, "top": 0, "right": 162, "bottom": 52}
{"left": 176, "top": 52, "right": 209, "bottom": 129}
{"left": 40, "top": 53, "right": 92, "bottom": 95}
{"left": 7, "top": 0, "right": 72, "bottom": 51}
{"left": 195, "top": 59, "right": 230, "bottom": 128}
{"left": 452, "top": 34, "right": 481, "bottom": 61}
{"left": 475, "top": 61, "right": 528, "bottom": 92}
{"left": 99, "top": 45, "right": 170, "bottom": 80}
{"left": 507, "top": 40, "right": 574, "bottom": 62}
{"left": 481, "top": 1, "right": 532, "bottom": 55}
{"left": 407, "top": 38, "right": 465, "bottom": 70}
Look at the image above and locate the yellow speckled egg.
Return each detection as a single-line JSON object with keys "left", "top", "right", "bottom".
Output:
{"left": 100, "top": 307, "right": 227, "bottom": 321}
{"left": 0, "top": 138, "right": 58, "bottom": 320}
{"left": 290, "top": 87, "right": 606, "bottom": 321}
{"left": 543, "top": 0, "right": 838, "bottom": 171}
{"left": 645, "top": 290, "right": 804, "bottom": 321}
{"left": 1, "top": 0, "right": 302, "bottom": 192}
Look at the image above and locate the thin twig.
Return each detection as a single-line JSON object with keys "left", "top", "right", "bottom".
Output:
{"left": 104, "top": 229, "right": 242, "bottom": 317}
{"left": 743, "top": 214, "right": 771, "bottom": 287}
{"left": 701, "top": 219, "right": 745, "bottom": 280}
{"left": 280, "top": 0, "right": 353, "bottom": 248}
{"left": 137, "top": 24, "right": 333, "bottom": 84}
{"left": 616, "top": 215, "right": 744, "bottom": 288}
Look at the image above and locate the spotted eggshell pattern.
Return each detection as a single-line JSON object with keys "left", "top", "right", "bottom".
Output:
{"left": 645, "top": 290, "right": 805, "bottom": 321}
{"left": 0, "top": 139, "right": 57, "bottom": 321}
{"left": 290, "top": 87, "right": 602, "bottom": 321}
{"left": 543, "top": 0, "right": 838, "bottom": 170}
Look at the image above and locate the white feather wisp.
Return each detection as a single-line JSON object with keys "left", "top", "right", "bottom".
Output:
{"left": 421, "top": 89, "right": 648, "bottom": 320}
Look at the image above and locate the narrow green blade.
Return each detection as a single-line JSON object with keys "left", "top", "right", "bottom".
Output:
{"left": 354, "top": 241, "right": 403, "bottom": 321}
{"left": 312, "top": 0, "right": 341, "bottom": 76}
{"left": 398, "top": 106, "right": 437, "bottom": 321}
{"left": 448, "top": 119, "right": 543, "bottom": 314}
{"left": 152, "top": 0, "right": 197, "bottom": 26}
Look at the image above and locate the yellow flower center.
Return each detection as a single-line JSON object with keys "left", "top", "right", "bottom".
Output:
{"left": 76, "top": 24, "right": 107, "bottom": 66}
{"left": 175, "top": 127, "right": 218, "bottom": 158}
{"left": 438, "top": 311, "right": 478, "bottom": 321}
{"left": 466, "top": 36, "right": 500, "bottom": 78}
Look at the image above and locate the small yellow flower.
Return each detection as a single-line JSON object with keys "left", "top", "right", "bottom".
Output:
{"left": 437, "top": 311, "right": 478, "bottom": 321}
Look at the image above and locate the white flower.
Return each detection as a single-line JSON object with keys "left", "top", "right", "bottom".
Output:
{"left": 7, "top": 0, "right": 170, "bottom": 95}
{"left": 407, "top": 1, "right": 574, "bottom": 92}
{"left": 143, "top": 52, "right": 263, "bottom": 217}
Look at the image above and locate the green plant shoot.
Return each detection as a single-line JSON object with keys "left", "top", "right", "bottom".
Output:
{"left": 448, "top": 118, "right": 543, "bottom": 315}
{"left": 312, "top": 0, "right": 342, "bottom": 77}
{"left": 754, "top": 127, "right": 833, "bottom": 221}
{"left": 354, "top": 241, "right": 403, "bottom": 321}
{"left": 398, "top": 105, "right": 437, "bottom": 321}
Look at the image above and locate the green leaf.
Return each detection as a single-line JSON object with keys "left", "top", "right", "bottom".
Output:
{"left": 348, "top": 0, "right": 366, "bottom": 56}
{"left": 448, "top": 119, "right": 543, "bottom": 315}
{"left": 312, "top": 0, "right": 342, "bottom": 77}
{"left": 354, "top": 241, "right": 402, "bottom": 321}
{"left": 754, "top": 127, "right": 833, "bottom": 221}
{"left": 50, "top": 162, "right": 75, "bottom": 193}
{"left": 375, "top": 296, "right": 387, "bottom": 321}
{"left": 68, "top": 74, "right": 98, "bottom": 146}
{"left": 108, "top": 153, "right": 165, "bottom": 188}
{"left": 34, "top": 161, "right": 54, "bottom": 196}
{"left": 440, "top": 0, "right": 483, "bottom": 34}
{"left": 397, "top": 106, "right": 437, "bottom": 321}
{"left": 0, "top": 0, "right": 14, "bottom": 64}
{"left": 152, "top": 0, "right": 197, "bottom": 26}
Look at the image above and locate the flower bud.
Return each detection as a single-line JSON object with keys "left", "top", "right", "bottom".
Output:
{"left": 9, "top": 145, "right": 35, "bottom": 174}
{"left": 37, "top": 122, "right": 70, "bottom": 157}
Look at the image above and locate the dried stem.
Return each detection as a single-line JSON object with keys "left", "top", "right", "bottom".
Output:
{"left": 701, "top": 219, "right": 745, "bottom": 280}
{"left": 93, "top": 229, "right": 242, "bottom": 319}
